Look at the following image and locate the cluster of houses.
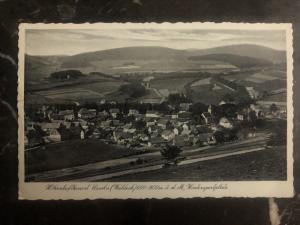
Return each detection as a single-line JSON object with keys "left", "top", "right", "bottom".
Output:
{"left": 24, "top": 97, "right": 286, "bottom": 150}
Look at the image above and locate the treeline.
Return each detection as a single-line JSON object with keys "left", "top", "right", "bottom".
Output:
{"left": 119, "top": 82, "right": 147, "bottom": 98}
{"left": 50, "top": 70, "right": 84, "bottom": 80}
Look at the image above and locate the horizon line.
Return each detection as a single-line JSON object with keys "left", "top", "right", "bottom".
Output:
{"left": 26, "top": 43, "right": 286, "bottom": 57}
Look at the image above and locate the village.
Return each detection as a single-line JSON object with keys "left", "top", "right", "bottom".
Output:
{"left": 24, "top": 90, "right": 287, "bottom": 152}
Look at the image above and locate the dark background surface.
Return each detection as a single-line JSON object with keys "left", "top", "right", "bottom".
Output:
{"left": 0, "top": 0, "right": 299, "bottom": 225}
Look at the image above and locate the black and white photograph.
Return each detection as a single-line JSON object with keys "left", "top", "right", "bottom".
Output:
{"left": 18, "top": 23, "right": 293, "bottom": 199}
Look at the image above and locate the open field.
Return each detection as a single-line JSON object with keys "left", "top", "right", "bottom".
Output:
{"left": 189, "top": 84, "right": 231, "bottom": 104}
{"left": 109, "top": 146, "right": 286, "bottom": 181}
{"left": 25, "top": 139, "right": 149, "bottom": 174}
{"left": 246, "top": 72, "right": 278, "bottom": 83}
{"left": 150, "top": 77, "right": 197, "bottom": 93}
{"left": 261, "top": 92, "right": 287, "bottom": 102}
{"left": 237, "top": 79, "right": 286, "bottom": 92}
{"left": 190, "top": 77, "right": 212, "bottom": 87}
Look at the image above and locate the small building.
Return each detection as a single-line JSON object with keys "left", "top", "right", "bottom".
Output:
{"left": 45, "top": 129, "right": 62, "bottom": 143}
{"left": 78, "top": 108, "right": 97, "bottom": 119}
{"left": 171, "top": 113, "right": 178, "bottom": 119}
{"left": 58, "top": 110, "right": 75, "bottom": 121}
{"left": 128, "top": 109, "right": 139, "bottom": 116}
{"left": 100, "top": 120, "right": 111, "bottom": 128}
{"left": 40, "top": 122, "right": 61, "bottom": 133}
{"left": 109, "top": 108, "right": 120, "bottom": 118}
{"left": 179, "top": 103, "right": 192, "bottom": 111}
{"left": 161, "top": 130, "right": 175, "bottom": 141}
{"left": 237, "top": 113, "right": 245, "bottom": 121}
{"left": 219, "top": 117, "right": 233, "bottom": 129}
{"left": 157, "top": 118, "right": 169, "bottom": 130}
{"left": 145, "top": 110, "right": 160, "bottom": 118}
{"left": 146, "top": 117, "right": 157, "bottom": 127}
{"left": 178, "top": 111, "right": 192, "bottom": 120}
{"left": 113, "top": 131, "right": 133, "bottom": 144}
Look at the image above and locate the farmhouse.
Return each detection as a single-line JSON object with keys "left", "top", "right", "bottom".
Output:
{"left": 219, "top": 117, "right": 233, "bottom": 129}
{"left": 128, "top": 109, "right": 139, "bottom": 116}
{"left": 58, "top": 110, "right": 75, "bottom": 121}
{"left": 40, "top": 122, "right": 61, "bottom": 133}
{"left": 110, "top": 108, "right": 120, "bottom": 118}
{"left": 157, "top": 118, "right": 169, "bottom": 129}
{"left": 178, "top": 111, "right": 192, "bottom": 120}
{"left": 179, "top": 103, "right": 192, "bottom": 111}
{"left": 45, "top": 129, "right": 62, "bottom": 143}
{"left": 161, "top": 130, "right": 175, "bottom": 141}
{"left": 145, "top": 117, "right": 157, "bottom": 127}
{"left": 78, "top": 108, "right": 97, "bottom": 119}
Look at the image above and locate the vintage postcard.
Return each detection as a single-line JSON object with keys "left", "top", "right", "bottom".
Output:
{"left": 18, "top": 22, "right": 293, "bottom": 199}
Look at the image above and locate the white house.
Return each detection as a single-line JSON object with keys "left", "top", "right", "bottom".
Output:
{"left": 109, "top": 108, "right": 120, "bottom": 118}
{"left": 145, "top": 110, "right": 160, "bottom": 118}
{"left": 219, "top": 117, "right": 233, "bottom": 129}
{"left": 161, "top": 130, "right": 175, "bottom": 141}
{"left": 128, "top": 109, "right": 139, "bottom": 116}
{"left": 47, "top": 129, "right": 62, "bottom": 142}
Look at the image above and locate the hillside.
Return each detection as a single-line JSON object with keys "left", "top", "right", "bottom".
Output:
{"left": 189, "top": 53, "right": 273, "bottom": 68}
{"left": 61, "top": 46, "right": 186, "bottom": 68}
{"left": 25, "top": 44, "right": 286, "bottom": 81}
{"left": 187, "top": 44, "right": 286, "bottom": 63}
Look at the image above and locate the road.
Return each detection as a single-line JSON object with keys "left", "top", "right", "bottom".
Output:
{"left": 27, "top": 132, "right": 271, "bottom": 182}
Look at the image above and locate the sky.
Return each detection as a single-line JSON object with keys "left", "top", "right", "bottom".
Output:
{"left": 25, "top": 28, "right": 286, "bottom": 56}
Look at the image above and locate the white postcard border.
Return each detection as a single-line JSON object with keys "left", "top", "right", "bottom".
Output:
{"left": 18, "top": 22, "right": 294, "bottom": 200}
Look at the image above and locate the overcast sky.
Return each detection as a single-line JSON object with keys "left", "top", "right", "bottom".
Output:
{"left": 25, "top": 28, "right": 286, "bottom": 56}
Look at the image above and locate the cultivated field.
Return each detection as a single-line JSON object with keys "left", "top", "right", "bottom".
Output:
{"left": 150, "top": 77, "right": 197, "bottom": 93}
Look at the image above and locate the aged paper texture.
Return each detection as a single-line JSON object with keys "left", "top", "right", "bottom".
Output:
{"left": 18, "top": 22, "right": 293, "bottom": 199}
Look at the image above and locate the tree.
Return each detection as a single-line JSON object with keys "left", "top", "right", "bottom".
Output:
{"left": 119, "top": 82, "right": 146, "bottom": 98}
{"left": 270, "top": 103, "right": 278, "bottom": 113}
{"left": 189, "top": 102, "right": 207, "bottom": 116}
{"left": 160, "top": 144, "right": 182, "bottom": 166}
{"left": 167, "top": 93, "right": 191, "bottom": 105}
{"left": 213, "top": 130, "right": 225, "bottom": 144}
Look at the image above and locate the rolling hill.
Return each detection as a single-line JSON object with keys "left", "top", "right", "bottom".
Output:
{"left": 187, "top": 44, "right": 286, "bottom": 63}
{"left": 25, "top": 44, "right": 286, "bottom": 81}
{"left": 61, "top": 46, "right": 186, "bottom": 68}
{"left": 188, "top": 53, "right": 273, "bottom": 68}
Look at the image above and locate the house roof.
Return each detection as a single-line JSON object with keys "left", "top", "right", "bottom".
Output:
{"left": 161, "top": 130, "right": 173, "bottom": 136}
{"left": 123, "top": 123, "right": 132, "bottom": 129}
{"left": 151, "top": 136, "right": 167, "bottom": 144}
{"left": 115, "top": 131, "right": 133, "bottom": 140}
{"left": 58, "top": 110, "right": 74, "bottom": 116}
{"left": 178, "top": 111, "right": 192, "bottom": 118}
{"left": 146, "top": 110, "right": 159, "bottom": 114}
{"left": 145, "top": 117, "right": 156, "bottom": 122}
{"left": 110, "top": 108, "right": 120, "bottom": 113}
{"left": 157, "top": 118, "right": 169, "bottom": 125}
{"left": 40, "top": 122, "right": 61, "bottom": 130}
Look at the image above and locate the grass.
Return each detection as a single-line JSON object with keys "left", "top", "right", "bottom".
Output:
{"left": 25, "top": 139, "right": 145, "bottom": 174}
{"left": 150, "top": 77, "right": 196, "bottom": 92}
{"left": 109, "top": 146, "right": 287, "bottom": 181}
{"left": 190, "top": 84, "right": 231, "bottom": 104}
